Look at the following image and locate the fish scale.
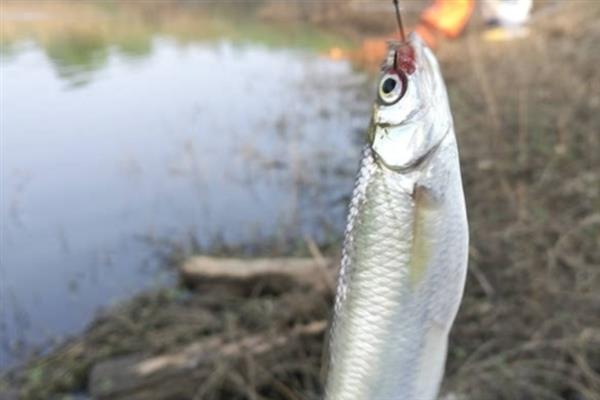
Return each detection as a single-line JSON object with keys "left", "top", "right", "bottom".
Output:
{"left": 325, "top": 33, "right": 468, "bottom": 400}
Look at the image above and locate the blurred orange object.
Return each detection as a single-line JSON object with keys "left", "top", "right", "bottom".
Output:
{"left": 420, "top": 0, "right": 474, "bottom": 38}
{"left": 353, "top": 37, "right": 389, "bottom": 70}
{"left": 327, "top": 47, "right": 345, "bottom": 61}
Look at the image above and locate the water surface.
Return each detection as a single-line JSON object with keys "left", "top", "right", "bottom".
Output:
{"left": 0, "top": 3, "right": 370, "bottom": 368}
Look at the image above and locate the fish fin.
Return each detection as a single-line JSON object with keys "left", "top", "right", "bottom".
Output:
{"left": 409, "top": 184, "right": 442, "bottom": 286}
{"left": 319, "top": 316, "right": 333, "bottom": 385}
{"left": 414, "top": 321, "right": 448, "bottom": 400}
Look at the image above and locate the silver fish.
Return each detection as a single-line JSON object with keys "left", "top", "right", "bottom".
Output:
{"left": 325, "top": 33, "right": 469, "bottom": 400}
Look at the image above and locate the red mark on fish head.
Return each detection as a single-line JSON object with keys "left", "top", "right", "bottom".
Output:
{"left": 394, "top": 43, "right": 415, "bottom": 75}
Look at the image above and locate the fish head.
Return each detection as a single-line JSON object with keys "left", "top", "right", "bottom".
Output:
{"left": 369, "top": 33, "right": 452, "bottom": 170}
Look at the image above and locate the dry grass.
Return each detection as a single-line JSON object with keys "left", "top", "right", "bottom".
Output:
{"left": 438, "top": 2, "right": 600, "bottom": 399}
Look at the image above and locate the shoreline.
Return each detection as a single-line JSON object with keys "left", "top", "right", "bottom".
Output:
{"left": 0, "top": 256, "right": 337, "bottom": 399}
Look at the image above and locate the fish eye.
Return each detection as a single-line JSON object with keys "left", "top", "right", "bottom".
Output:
{"left": 378, "top": 71, "right": 406, "bottom": 105}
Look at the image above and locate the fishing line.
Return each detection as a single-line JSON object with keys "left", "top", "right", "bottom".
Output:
{"left": 392, "top": 0, "right": 406, "bottom": 42}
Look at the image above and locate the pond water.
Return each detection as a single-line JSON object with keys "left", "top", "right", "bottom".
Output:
{"left": 0, "top": 3, "right": 370, "bottom": 368}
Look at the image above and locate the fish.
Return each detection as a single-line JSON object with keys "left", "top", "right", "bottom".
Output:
{"left": 324, "top": 32, "right": 469, "bottom": 400}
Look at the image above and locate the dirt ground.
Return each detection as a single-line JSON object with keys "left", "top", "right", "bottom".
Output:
{"left": 1, "top": 1, "right": 599, "bottom": 399}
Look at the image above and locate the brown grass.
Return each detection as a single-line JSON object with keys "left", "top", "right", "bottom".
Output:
{"left": 438, "top": 2, "right": 600, "bottom": 399}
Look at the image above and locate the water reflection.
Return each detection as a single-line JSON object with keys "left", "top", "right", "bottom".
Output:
{"left": 0, "top": 3, "right": 369, "bottom": 368}
{"left": 0, "top": 0, "right": 348, "bottom": 87}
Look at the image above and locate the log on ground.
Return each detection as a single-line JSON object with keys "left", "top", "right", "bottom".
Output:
{"left": 179, "top": 256, "right": 337, "bottom": 294}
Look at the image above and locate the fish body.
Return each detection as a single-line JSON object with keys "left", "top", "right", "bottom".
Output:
{"left": 325, "top": 34, "right": 468, "bottom": 400}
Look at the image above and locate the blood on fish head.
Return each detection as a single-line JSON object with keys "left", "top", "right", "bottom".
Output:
{"left": 369, "top": 33, "right": 452, "bottom": 170}
{"left": 394, "top": 42, "right": 416, "bottom": 75}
